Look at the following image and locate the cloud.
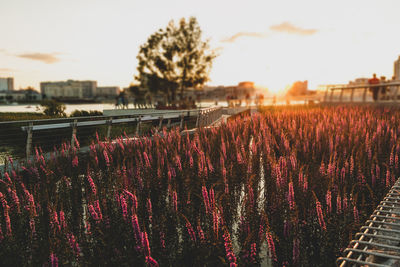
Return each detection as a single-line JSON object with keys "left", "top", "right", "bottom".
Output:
{"left": 221, "top": 32, "right": 268, "bottom": 43}
{"left": 270, "top": 22, "right": 317, "bottom": 36}
{"left": 16, "top": 52, "right": 60, "bottom": 64}
{"left": 221, "top": 22, "right": 317, "bottom": 43}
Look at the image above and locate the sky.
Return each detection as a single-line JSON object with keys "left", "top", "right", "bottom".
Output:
{"left": 1, "top": 0, "right": 400, "bottom": 93}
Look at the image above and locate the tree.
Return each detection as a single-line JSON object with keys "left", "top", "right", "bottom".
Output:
{"left": 136, "top": 17, "right": 216, "bottom": 104}
{"left": 70, "top": 110, "right": 102, "bottom": 117}
{"left": 24, "top": 87, "right": 38, "bottom": 101}
{"left": 127, "top": 84, "right": 150, "bottom": 108}
{"left": 40, "top": 99, "right": 66, "bottom": 117}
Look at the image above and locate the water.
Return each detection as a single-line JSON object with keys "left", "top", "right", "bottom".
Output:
{"left": 0, "top": 103, "right": 116, "bottom": 115}
{"left": 0, "top": 102, "right": 224, "bottom": 115}
{"left": 0, "top": 99, "right": 318, "bottom": 116}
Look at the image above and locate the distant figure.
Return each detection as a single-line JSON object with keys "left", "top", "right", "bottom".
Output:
{"left": 115, "top": 96, "right": 121, "bottom": 109}
{"left": 146, "top": 94, "right": 152, "bottom": 108}
{"left": 189, "top": 96, "right": 196, "bottom": 108}
{"left": 254, "top": 94, "right": 259, "bottom": 106}
{"left": 123, "top": 96, "right": 129, "bottom": 109}
{"left": 227, "top": 95, "right": 231, "bottom": 107}
{"left": 260, "top": 94, "right": 264, "bottom": 106}
{"left": 245, "top": 93, "right": 251, "bottom": 107}
{"left": 120, "top": 93, "right": 126, "bottom": 109}
{"left": 132, "top": 96, "right": 137, "bottom": 109}
{"left": 368, "top": 73, "right": 380, "bottom": 101}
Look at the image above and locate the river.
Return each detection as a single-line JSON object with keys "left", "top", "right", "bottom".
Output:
{"left": 0, "top": 101, "right": 225, "bottom": 115}
{"left": 0, "top": 103, "right": 116, "bottom": 115}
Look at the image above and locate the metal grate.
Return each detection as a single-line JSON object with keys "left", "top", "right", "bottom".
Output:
{"left": 337, "top": 178, "right": 400, "bottom": 266}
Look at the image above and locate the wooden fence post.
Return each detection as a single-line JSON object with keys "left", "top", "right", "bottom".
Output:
{"left": 106, "top": 117, "right": 113, "bottom": 139}
{"left": 158, "top": 116, "right": 163, "bottom": 130}
{"left": 26, "top": 122, "right": 33, "bottom": 159}
{"left": 136, "top": 117, "right": 141, "bottom": 136}
{"left": 324, "top": 87, "right": 329, "bottom": 102}
{"left": 350, "top": 88, "right": 355, "bottom": 102}
{"left": 339, "top": 88, "right": 344, "bottom": 102}
{"left": 362, "top": 87, "right": 368, "bottom": 102}
{"left": 71, "top": 119, "right": 78, "bottom": 149}
{"left": 196, "top": 110, "right": 201, "bottom": 127}
{"left": 180, "top": 114, "right": 184, "bottom": 129}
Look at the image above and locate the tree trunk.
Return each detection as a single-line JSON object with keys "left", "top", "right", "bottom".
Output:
{"left": 171, "top": 89, "right": 176, "bottom": 106}
{"left": 180, "top": 85, "right": 184, "bottom": 101}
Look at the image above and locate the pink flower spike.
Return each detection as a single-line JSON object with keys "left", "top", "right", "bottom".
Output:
{"left": 145, "top": 256, "right": 159, "bottom": 267}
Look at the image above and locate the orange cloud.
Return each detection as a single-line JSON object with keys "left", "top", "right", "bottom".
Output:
{"left": 221, "top": 22, "right": 317, "bottom": 43}
{"left": 221, "top": 32, "right": 268, "bottom": 43}
{"left": 270, "top": 22, "right": 317, "bottom": 35}
{"left": 17, "top": 52, "right": 60, "bottom": 64}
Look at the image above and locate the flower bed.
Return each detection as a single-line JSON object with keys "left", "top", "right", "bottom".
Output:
{"left": 0, "top": 105, "right": 398, "bottom": 266}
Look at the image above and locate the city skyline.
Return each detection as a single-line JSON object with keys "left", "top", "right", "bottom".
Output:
{"left": 1, "top": 0, "right": 400, "bottom": 93}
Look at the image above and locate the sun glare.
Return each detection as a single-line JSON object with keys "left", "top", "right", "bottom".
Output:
{"left": 255, "top": 78, "right": 292, "bottom": 96}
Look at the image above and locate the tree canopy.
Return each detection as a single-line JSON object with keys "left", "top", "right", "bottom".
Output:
{"left": 136, "top": 17, "right": 216, "bottom": 104}
{"left": 40, "top": 99, "right": 66, "bottom": 117}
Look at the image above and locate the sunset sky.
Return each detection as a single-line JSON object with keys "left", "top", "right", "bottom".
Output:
{"left": 1, "top": 0, "right": 400, "bottom": 93}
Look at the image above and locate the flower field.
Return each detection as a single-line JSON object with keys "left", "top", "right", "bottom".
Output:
{"left": 0, "top": 105, "right": 399, "bottom": 266}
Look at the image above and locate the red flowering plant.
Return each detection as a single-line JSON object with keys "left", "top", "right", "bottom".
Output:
{"left": 0, "top": 105, "right": 398, "bottom": 266}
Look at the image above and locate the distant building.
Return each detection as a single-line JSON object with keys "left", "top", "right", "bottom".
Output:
{"left": 201, "top": 82, "right": 256, "bottom": 100}
{"left": 40, "top": 80, "right": 97, "bottom": 99}
{"left": 238, "top": 81, "right": 255, "bottom": 88}
{"left": 96, "top": 86, "right": 120, "bottom": 98}
{"left": 203, "top": 86, "right": 227, "bottom": 98}
{"left": 394, "top": 55, "right": 400, "bottom": 81}
{"left": 23, "top": 88, "right": 42, "bottom": 101}
{"left": 349, "top": 78, "right": 369, "bottom": 85}
{"left": 8, "top": 91, "right": 26, "bottom": 101}
{"left": 287, "top": 81, "right": 308, "bottom": 96}
{"left": 0, "top": 90, "right": 36, "bottom": 103}
{"left": 225, "top": 82, "right": 256, "bottom": 97}
{"left": 0, "top": 77, "right": 14, "bottom": 91}
{"left": 0, "top": 92, "right": 11, "bottom": 102}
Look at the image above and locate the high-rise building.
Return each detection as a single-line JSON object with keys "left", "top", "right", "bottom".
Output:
{"left": 0, "top": 77, "right": 14, "bottom": 91}
{"left": 40, "top": 80, "right": 97, "bottom": 99}
{"left": 394, "top": 56, "right": 400, "bottom": 81}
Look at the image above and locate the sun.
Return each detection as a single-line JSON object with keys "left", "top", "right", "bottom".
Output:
{"left": 255, "top": 80, "right": 291, "bottom": 96}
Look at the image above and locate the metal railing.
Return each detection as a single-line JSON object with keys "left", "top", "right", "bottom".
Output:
{"left": 0, "top": 107, "right": 223, "bottom": 162}
{"left": 337, "top": 177, "right": 400, "bottom": 266}
{"left": 196, "top": 107, "right": 223, "bottom": 127}
{"left": 324, "top": 82, "right": 400, "bottom": 103}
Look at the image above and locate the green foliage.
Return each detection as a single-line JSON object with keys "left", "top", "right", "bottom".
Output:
{"left": 136, "top": 17, "right": 217, "bottom": 103}
{"left": 127, "top": 84, "right": 140, "bottom": 97}
{"left": 69, "top": 110, "right": 103, "bottom": 117}
{"left": 40, "top": 99, "right": 66, "bottom": 117}
{"left": 0, "top": 112, "right": 53, "bottom": 122}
